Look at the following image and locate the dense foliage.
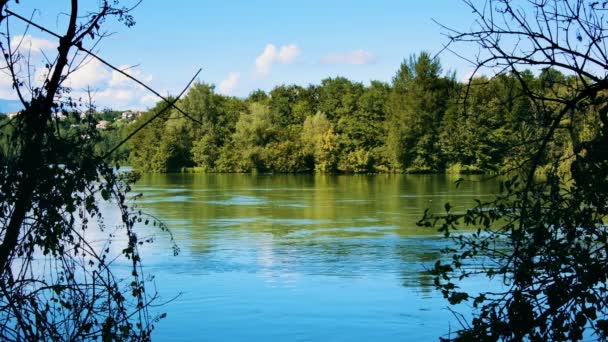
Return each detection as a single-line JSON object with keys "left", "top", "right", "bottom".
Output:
{"left": 421, "top": 0, "right": 608, "bottom": 341}
{"left": 0, "top": 1, "right": 175, "bottom": 340}
{"left": 125, "top": 52, "right": 588, "bottom": 175}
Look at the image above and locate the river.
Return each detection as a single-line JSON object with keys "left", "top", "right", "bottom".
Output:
{"left": 127, "top": 174, "right": 498, "bottom": 341}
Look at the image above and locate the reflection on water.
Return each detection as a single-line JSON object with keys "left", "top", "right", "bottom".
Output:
{"left": 130, "top": 174, "right": 497, "bottom": 341}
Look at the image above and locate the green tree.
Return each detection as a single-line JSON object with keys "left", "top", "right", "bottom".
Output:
{"left": 269, "top": 85, "right": 306, "bottom": 128}
{"left": 315, "top": 127, "right": 340, "bottom": 172}
{"left": 387, "top": 53, "right": 454, "bottom": 172}
{"left": 355, "top": 81, "right": 390, "bottom": 148}
{"left": 155, "top": 125, "right": 193, "bottom": 172}
{"left": 317, "top": 77, "right": 364, "bottom": 122}
{"left": 230, "top": 102, "right": 274, "bottom": 172}
{"left": 301, "top": 112, "right": 336, "bottom": 172}
{"left": 192, "top": 131, "right": 220, "bottom": 171}
{"left": 440, "top": 75, "right": 519, "bottom": 173}
{"left": 129, "top": 100, "right": 175, "bottom": 172}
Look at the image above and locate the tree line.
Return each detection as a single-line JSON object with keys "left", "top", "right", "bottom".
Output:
{"left": 0, "top": 51, "right": 593, "bottom": 178}
{"left": 124, "top": 52, "right": 591, "bottom": 175}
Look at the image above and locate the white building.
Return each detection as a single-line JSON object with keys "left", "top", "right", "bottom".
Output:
{"left": 96, "top": 120, "right": 110, "bottom": 130}
{"left": 121, "top": 110, "right": 144, "bottom": 121}
{"left": 121, "top": 111, "right": 136, "bottom": 121}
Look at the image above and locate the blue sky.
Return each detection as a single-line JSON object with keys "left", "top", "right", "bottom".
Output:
{"left": 0, "top": 1, "right": 478, "bottom": 109}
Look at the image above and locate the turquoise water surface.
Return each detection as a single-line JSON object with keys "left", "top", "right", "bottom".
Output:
{"left": 127, "top": 174, "right": 497, "bottom": 341}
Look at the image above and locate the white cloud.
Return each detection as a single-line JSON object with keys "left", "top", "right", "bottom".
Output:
{"left": 255, "top": 44, "right": 278, "bottom": 75}
{"left": 0, "top": 51, "right": 159, "bottom": 110}
{"left": 0, "top": 35, "right": 161, "bottom": 110}
{"left": 0, "top": 38, "right": 168, "bottom": 111}
{"left": 0, "top": 35, "right": 56, "bottom": 99}
{"left": 109, "top": 65, "right": 153, "bottom": 87}
{"left": 255, "top": 43, "right": 300, "bottom": 75}
{"left": 140, "top": 94, "right": 160, "bottom": 107}
{"left": 10, "top": 34, "right": 55, "bottom": 55}
{"left": 218, "top": 72, "right": 240, "bottom": 95}
{"left": 61, "top": 61, "right": 159, "bottom": 110}
{"left": 64, "top": 58, "right": 111, "bottom": 89}
{"left": 74, "top": 86, "right": 147, "bottom": 110}
{"left": 96, "top": 88, "right": 133, "bottom": 101}
{"left": 320, "top": 49, "right": 376, "bottom": 65}
{"left": 278, "top": 44, "right": 300, "bottom": 63}
{"left": 0, "top": 71, "right": 18, "bottom": 99}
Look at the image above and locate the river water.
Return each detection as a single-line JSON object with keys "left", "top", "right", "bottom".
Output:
{"left": 127, "top": 174, "right": 498, "bottom": 341}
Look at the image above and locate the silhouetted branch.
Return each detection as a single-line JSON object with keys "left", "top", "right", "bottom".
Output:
{"left": 103, "top": 68, "right": 202, "bottom": 159}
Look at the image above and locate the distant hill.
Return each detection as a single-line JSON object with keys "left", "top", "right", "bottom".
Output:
{"left": 0, "top": 99, "right": 23, "bottom": 114}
